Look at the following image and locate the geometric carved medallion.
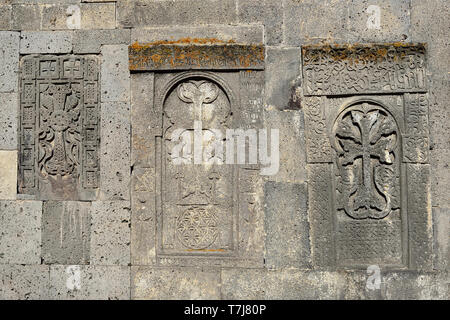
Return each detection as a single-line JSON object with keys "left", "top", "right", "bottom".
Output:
{"left": 18, "top": 55, "right": 99, "bottom": 200}
{"left": 303, "top": 44, "right": 432, "bottom": 270}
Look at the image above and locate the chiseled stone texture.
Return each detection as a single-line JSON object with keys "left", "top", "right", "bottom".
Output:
{"left": 0, "top": 265, "right": 50, "bottom": 300}
{"left": 0, "top": 201, "right": 42, "bottom": 264}
{"left": 0, "top": 151, "right": 17, "bottom": 200}
{"left": 48, "top": 265, "right": 130, "bottom": 300}
{"left": 0, "top": 5, "right": 12, "bottom": 30}
{"left": 81, "top": 2, "right": 116, "bottom": 29}
{"left": 264, "top": 181, "right": 311, "bottom": 269}
{"left": 0, "top": 93, "right": 18, "bottom": 149}
{"left": 20, "top": 31, "right": 72, "bottom": 54}
{"left": 132, "top": 267, "right": 221, "bottom": 300}
{"left": 0, "top": 31, "right": 19, "bottom": 93}
{"left": 73, "top": 29, "right": 131, "bottom": 54}
{"left": 90, "top": 201, "right": 131, "bottom": 266}
{"left": 11, "top": 4, "right": 41, "bottom": 31}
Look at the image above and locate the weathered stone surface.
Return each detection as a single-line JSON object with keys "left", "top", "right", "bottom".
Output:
{"left": 73, "top": 29, "right": 130, "bottom": 54}
{"left": 347, "top": 0, "right": 411, "bottom": 42}
{"left": 20, "top": 31, "right": 72, "bottom": 54}
{"left": 41, "top": 201, "right": 91, "bottom": 265}
{"left": 11, "top": 4, "right": 41, "bottom": 30}
{"left": 99, "top": 102, "right": 130, "bottom": 200}
{"left": 81, "top": 3, "right": 115, "bottom": 29}
{"left": 265, "top": 47, "right": 301, "bottom": 110}
{"left": 264, "top": 181, "right": 311, "bottom": 269}
{"left": 90, "top": 201, "right": 130, "bottom": 265}
{"left": 0, "top": 93, "right": 18, "bottom": 149}
{"left": 433, "top": 207, "right": 449, "bottom": 271}
{"left": 0, "top": 151, "right": 17, "bottom": 200}
{"left": 132, "top": 267, "right": 221, "bottom": 300}
{"left": 131, "top": 25, "right": 264, "bottom": 45}
{"left": 237, "top": 0, "right": 282, "bottom": 45}
{"left": 430, "top": 149, "right": 450, "bottom": 208}
{"left": 0, "top": 200, "right": 42, "bottom": 264}
{"left": 383, "top": 272, "right": 449, "bottom": 299}
{"left": 118, "top": 0, "right": 237, "bottom": 28}
{"left": 18, "top": 55, "right": 100, "bottom": 200}
{"left": 0, "top": 264, "right": 50, "bottom": 300}
{"left": 48, "top": 265, "right": 130, "bottom": 300}
{"left": 129, "top": 43, "right": 265, "bottom": 71}
{"left": 101, "top": 44, "right": 130, "bottom": 102}
{"left": 0, "top": 31, "right": 19, "bottom": 93}
{"left": 0, "top": 5, "right": 12, "bottom": 30}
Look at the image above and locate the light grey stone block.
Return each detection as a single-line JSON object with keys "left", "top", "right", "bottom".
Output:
{"left": 265, "top": 47, "right": 301, "bottom": 110}
{"left": 100, "top": 102, "right": 131, "bottom": 200}
{"left": 383, "top": 272, "right": 449, "bottom": 300}
{"left": 81, "top": 3, "right": 116, "bottom": 29}
{"left": 0, "top": 200, "right": 42, "bottom": 264}
{"left": 49, "top": 265, "right": 130, "bottom": 300}
{"left": 131, "top": 25, "right": 264, "bottom": 44}
{"left": 0, "top": 5, "right": 12, "bottom": 30}
{"left": 433, "top": 208, "right": 449, "bottom": 271}
{"left": 238, "top": 0, "right": 282, "bottom": 45}
{"left": 73, "top": 29, "right": 131, "bottom": 54}
{"left": 20, "top": 31, "right": 72, "bottom": 54}
{"left": 0, "top": 92, "right": 18, "bottom": 149}
{"left": 264, "top": 181, "right": 311, "bottom": 269}
{"left": 100, "top": 44, "right": 130, "bottom": 102}
{"left": 90, "top": 201, "right": 131, "bottom": 266}
{"left": 0, "top": 265, "right": 50, "bottom": 300}
{"left": 118, "top": 0, "right": 237, "bottom": 28}
{"left": 0, "top": 151, "right": 17, "bottom": 200}
{"left": 11, "top": 4, "right": 41, "bottom": 30}
{"left": 0, "top": 31, "right": 19, "bottom": 93}
{"left": 132, "top": 267, "right": 221, "bottom": 300}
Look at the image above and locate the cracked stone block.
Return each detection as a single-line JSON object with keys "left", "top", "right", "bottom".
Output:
{"left": 48, "top": 265, "right": 130, "bottom": 300}
{"left": 0, "top": 151, "right": 17, "bottom": 200}
{"left": 0, "top": 200, "right": 42, "bottom": 264}
{"left": 90, "top": 201, "right": 131, "bottom": 265}
{"left": 132, "top": 267, "right": 221, "bottom": 300}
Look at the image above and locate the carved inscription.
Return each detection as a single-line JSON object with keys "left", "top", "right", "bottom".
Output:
{"left": 302, "top": 44, "right": 427, "bottom": 96}
{"left": 304, "top": 97, "right": 332, "bottom": 163}
{"left": 19, "top": 55, "right": 99, "bottom": 200}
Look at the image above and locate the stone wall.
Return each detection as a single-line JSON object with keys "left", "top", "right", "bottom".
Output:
{"left": 0, "top": 0, "right": 448, "bottom": 300}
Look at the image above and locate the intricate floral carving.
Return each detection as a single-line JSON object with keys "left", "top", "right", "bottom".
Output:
{"left": 176, "top": 207, "right": 219, "bottom": 250}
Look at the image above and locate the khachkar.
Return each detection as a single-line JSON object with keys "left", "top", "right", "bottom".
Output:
{"left": 302, "top": 44, "right": 432, "bottom": 270}
{"left": 18, "top": 55, "right": 100, "bottom": 200}
{"left": 129, "top": 42, "right": 265, "bottom": 266}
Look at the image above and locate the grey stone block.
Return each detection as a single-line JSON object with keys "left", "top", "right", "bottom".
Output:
{"left": 264, "top": 181, "right": 311, "bottom": 269}
{"left": 11, "top": 4, "right": 41, "bottom": 30}
{"left": 0, "top": 265, "right": 50, "bottom": 300}
{"left": 0, "top": 5, "right": 12, "bottom": 30}
{"left": 383, "top": 272, "right": 449, "bottom": 299}
{"left": 0, "top": 92, "right": 18, "bottom": 149}
{"left": 237, "top": 0, "right": 282, "bottom": 45}
{"left": 81, "top": 2, "right": 116, "bottom": 29}
{"left": 0, "top": 200, "right": 42, "bottom": 264}
{"left": 100, "top": 102, "right": 131, "bottom": 200}
{"left": 90, "top": 201, "right": 131, "bottom": 265}
{"left": 48, "top": 265, "right": 130, "bottom": 300}
{"left": 131, "top": 25, "right": 264, "bottom": 44}
{"left": 346, "top": 0, "right": 411, "bottom": 42}
{"left": 0, "top": 31, "right": 19, "bottom": 93}
{"left": 430, "top": 148, "right": 450, "bottom": 208}
{"left": 265, "top": 47, "right": 301, "bottom": 110}
{"left": 100, "top": 44, "right": 130, "bottom": 102}
{"left": 73, "top": 29, "right": 131, "bottom": 54}
{"left": 10, "top": 1, "right": 80, "bottom": 3}
{"left": 433, "top": 208, "right": 449, "bottom": 271}
{"left": 118, "top": 0, "right": 237, "bottom": 28}
{"left": 284, "top": 0, "right": 348, "bottom": 46}
{"left": 0, "top": 151, "right": 17, "bottom": 200}
{"left": 42, "top": 201, "right": 91, "bottom": 265}
{"left": 132, "top": 267, "right": 221, "bottom": 300}
{"left": 20, "top": 31, "right": 72, "bottom": 54}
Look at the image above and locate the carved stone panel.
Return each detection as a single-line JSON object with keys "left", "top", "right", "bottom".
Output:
{"left": 130, "top": 43, "right": 265, "bottom": 267}
{"left": 303, "top": 44, "right": 432, "bottom": 270}
{"left": 18, "top": 55, "right": 100, "bottom": 200}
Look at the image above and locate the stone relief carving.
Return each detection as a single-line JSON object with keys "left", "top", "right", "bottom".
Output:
{"left": 19, "top": 55, "right": 99, "bottom": 200}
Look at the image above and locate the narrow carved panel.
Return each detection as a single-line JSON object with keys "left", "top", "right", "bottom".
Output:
{"left": 18, "top": 55, "right": 100, "bottom": 200}
{"left": 403, "top": 93, "right": 429, "bottom": 163}
{"left": 302, "top": 44, "right": 427, "bottom": 96}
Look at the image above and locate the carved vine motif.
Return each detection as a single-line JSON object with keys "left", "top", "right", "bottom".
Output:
{"left": 38, "top": 83, "right": 82, "bottom": 180}
{"left": 332, "top": 102, "right": 399, "bottom": 219}
{"left": 176, "top": 207, "right": 219, "bottom": 250}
